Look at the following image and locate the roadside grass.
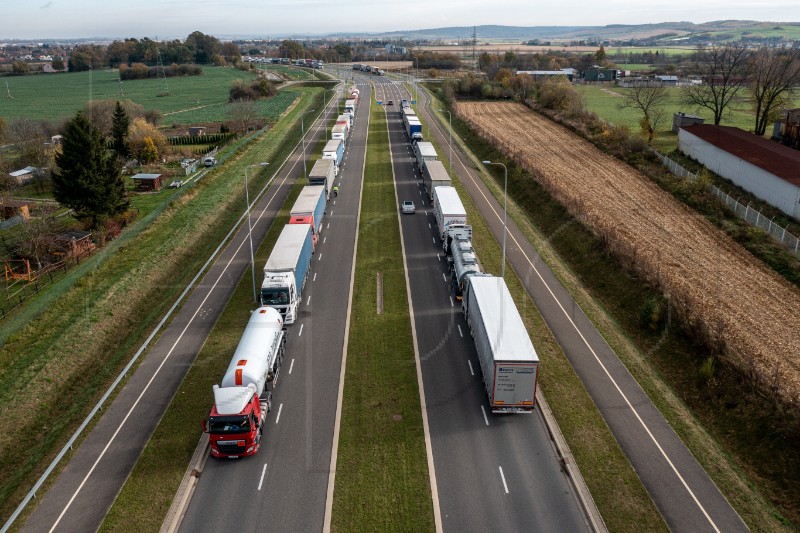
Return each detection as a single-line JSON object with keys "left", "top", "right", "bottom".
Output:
{"left": 100, "top": 169, "right": 306, "bottom": 532}
{"left": 0, "top": 88, "right": 325, "bottom": 526}
{"left": 425, "top": 86, "right": 794, "bottom": 531}
{"left": 575, "top": 84, "right": 800, "bottom": 153}
{"left": 331, "top": 98, "right": 434, "bottom": 532}
{"left": 423, "top": 99, "right": 667, "bottom": 532}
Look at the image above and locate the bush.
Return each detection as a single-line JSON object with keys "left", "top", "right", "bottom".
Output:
{"left": 538, "top": 77, "right": 583, "bottom": 113}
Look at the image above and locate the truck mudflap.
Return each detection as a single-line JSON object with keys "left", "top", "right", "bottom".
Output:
{"left": 490, "top": 403, "right": 536, "bottom": 414}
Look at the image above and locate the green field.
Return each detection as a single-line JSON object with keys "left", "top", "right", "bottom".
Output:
{"left": 0, "top": 66, "right": 281, "bottom": 124}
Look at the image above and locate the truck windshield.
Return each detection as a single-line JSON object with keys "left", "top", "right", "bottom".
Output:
{"left": 209, "top": 415, "right": 251, "bottom": 434}
{"left": 261, "top": 288, "right": 290, "bottom": 306}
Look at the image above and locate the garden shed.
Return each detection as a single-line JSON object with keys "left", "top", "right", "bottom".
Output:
{"left": 132, "top": 173, "right": 163, "bottom": 192}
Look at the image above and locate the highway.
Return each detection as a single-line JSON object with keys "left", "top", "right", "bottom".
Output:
{"left": 373, "top": 75, "right": 590, "bottom": 532}
{"left": 19, "top": 89, "right": 340, "bottom": 533}
{"left": 410, "top": 76, "right": 748, "bottom": 532}
{"left": 178, "top": 77, "right": 370, "bottom": 532}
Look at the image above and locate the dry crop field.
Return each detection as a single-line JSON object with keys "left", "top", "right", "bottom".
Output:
{"left": 455, "top": 101, "right": 800, "bottom": 407}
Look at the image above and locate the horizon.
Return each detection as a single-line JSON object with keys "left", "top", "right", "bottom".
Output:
{"left": 1, "top": 0, "right": 800, "bottom": 41}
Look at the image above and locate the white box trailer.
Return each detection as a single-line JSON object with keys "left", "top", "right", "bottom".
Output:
{"left": 423, "top": 160, "right": 451, "bottom": 200}
{"left": 414, "top": 142, "right": 438, "bottom": 173}
{"left": 433, "top": 186, "right": 467, "bottom": 241}
{"left": 331, "top": 123, "right": 348, "bottom": 142}
{"left": 463, "top": 275, "right": 539, "bottom": 413}
{"left": 309, "top": 159, "right": 335, "bottom": 195}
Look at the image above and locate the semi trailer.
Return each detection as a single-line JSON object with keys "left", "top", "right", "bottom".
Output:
{"left": 261, "top": 224, "right": 313, "bottom": 324}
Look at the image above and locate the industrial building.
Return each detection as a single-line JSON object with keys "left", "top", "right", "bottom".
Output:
{"left": 678, "top": 125, "right": 800, "bottom": 219}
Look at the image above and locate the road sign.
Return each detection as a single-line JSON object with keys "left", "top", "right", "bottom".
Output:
{"left": 377, "top": 101, "right": 383, "bottom": 105}
{"left": 411, "top": 100, "right": 417, "bottom": 104}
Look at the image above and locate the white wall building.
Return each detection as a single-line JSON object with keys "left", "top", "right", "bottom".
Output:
{"left": 679, "top": 125, "right": 800, "bottom": 219}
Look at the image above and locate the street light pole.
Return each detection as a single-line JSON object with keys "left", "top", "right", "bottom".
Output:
{"left": 482, "top": 161, "right": 508, "bottom": 280}
{"left": 245, "top": 162, "right": 269, "bottom": 304}
{"left": 439, "top": 109, "right": 452, "bottom": 178}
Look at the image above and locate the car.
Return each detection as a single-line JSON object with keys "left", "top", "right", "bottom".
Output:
{"left": 401, "top": 200, "right": 415, "bottom": 214}
{"left": 387, "top": 100, "right": 394, "bottom": 105}
{"left": 168, "top": 179, "right": 184, "bottom": 189}
{"left": 203, "top": 156, "right": 217, "bottom": 167}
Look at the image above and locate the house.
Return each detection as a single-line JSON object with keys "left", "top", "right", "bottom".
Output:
{"left": 582, "top": 67, "right": 619, "bottom": 82}
{"left": 516, "top": 68, "right": 575, "bottom": 82}
{"left": 0, "top": 199, "right": 31, "bottom": 221}
{"left": 772, "top": 108, "right": 800, "bottom": 150}
{"left": 679, "top": 125, "right": 800, "bottom": 219}
{"left": 188, "top": 126, "right": 207, "bottom": 137}
{"left": 9, "top": 166, "right": 39, "bottom": 185}
{"left": 655, "top": 75, "right": 679, "bottom": 86}
{"left": 131, "top": 173, "right": 162, "bottom": 192}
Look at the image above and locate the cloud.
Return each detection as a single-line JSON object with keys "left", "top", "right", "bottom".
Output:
{"left": 40, "top": 1, "right": 53, "bottom": 8}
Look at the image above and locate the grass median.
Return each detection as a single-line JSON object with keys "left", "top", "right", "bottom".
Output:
{"left": 331, "top": 97, "right": 434, "bottom": 532}
{"left": 0, "top": 87, "right": 325, "bottom": 527}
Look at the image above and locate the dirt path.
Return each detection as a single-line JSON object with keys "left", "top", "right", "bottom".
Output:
{"left": 455, "top": 101, "right": 800, "bottom": 407}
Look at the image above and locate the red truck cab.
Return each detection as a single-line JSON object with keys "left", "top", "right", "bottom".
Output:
{"left": 205, "top": 383, "right": 270, "bottom": 458}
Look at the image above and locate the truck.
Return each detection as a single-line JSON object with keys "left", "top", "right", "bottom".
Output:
{"left": 462, "top": 275, "right": 539, "bottom": 413}
{"left": 261, "top": 224, "right": 313, "bottom": 324}
{"left": 308, "top": 159, "right": 335, "bottom": 197}
{"left": 337, "top": 113, "right": 353, "bottom": 129}
{"left": 450, "top": 236, "right": 483, "bottom": 300}
{"left": 290, "top": 185, "right": 326, "bottom": 246}
{"left": 331, "top": 123, "right": 348, "bottom": 143}
{"left": 203, "top": 306, "right": 286, "bottom": 458}
{"left": 414, "top": 141, "right": 438, "bottom": 174}
{"left": 344, "top": 99, "right": 356, "bottom": 116}
{"left": 406, "top": 118, "right": 422, "bottom": 141}
{"left": 433, "top": 186, "right": 467, "bottom": 241}
{"left": 422, "top": 160, "right": 450, "bottom": 200}
{"left": 322, "top": 139, "right": 344, "bottom": 169}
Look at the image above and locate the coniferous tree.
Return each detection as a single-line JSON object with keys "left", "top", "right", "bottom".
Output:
{"left": 111, "top": 100, "right": 130, "bottom": 160}
{"left": 53, "top": 112, "right": 129, "bottom": 228}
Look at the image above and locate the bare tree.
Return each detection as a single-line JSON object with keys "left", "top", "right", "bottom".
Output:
{"left": 619, "top": 81, "right": 670, "bottom": 145}
{"left": 682, "top": 43, "right": 752, "bottom": 125}
{"left": 229, "top": 98, "right": 259, "bottom": 133}
{"left": 12, "top": 216, "right": 56, "bottom": 270}
{"left": 749, "top": 46, "right": 800, "bottom": 136}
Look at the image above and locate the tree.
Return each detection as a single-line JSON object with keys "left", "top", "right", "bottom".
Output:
{"left": 229, "top": 98, "right": 259, "bottom": 133}
{"left": 749, "top": 46, "right": 800, "bottom": 136}
{"left": 127, "top": 117, "right": 167, "bottom": 161}
{"left": 111, "top": 101, "right": 130, "bottom": 160}
{"left": 52, "top": 113, "right": 128, "bottom": 227}
{"left": 682, "top": 43, "right": 752, "bottom": 125}
{"left": 138, "top": 137, "right": 158, "bottom": 164}
{"left": 11, "top": 61, "right": 29, "bottom": 75}
{"left": 538, "top": 77, "right": 583, "bottom": 113}
{"left": 595, "top": 45, "right": 607, "bottom": 63}
{"left": 619, "top": 81, "right": 670, "bottom": 145}
{"left": 51, "top": 56, "right": 65, "bottom": 71}
{"left": 279, "top": 39, "right": 304, "bottom": 60}
{"left": 185, "top": 31, "right": 222, "bottom": 64}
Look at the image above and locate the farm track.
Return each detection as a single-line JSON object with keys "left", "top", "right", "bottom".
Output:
{"left": 455, "top": 101, "right": 800, "bottom": 407}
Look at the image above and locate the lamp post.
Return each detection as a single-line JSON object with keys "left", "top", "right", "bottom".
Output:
{"left": 481, "top": 161, "right": 508, "bottom": 280}
{"left": 301, "top": 109, "right": 316, "bottom": 182}
{"left": 245, "top": 162, "right": 269, "bottom": 304}
{"left": 439, "top": 108, "right": 452, "bottom": 178}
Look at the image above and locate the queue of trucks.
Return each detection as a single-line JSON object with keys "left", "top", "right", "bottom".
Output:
{"left": 204, "top": 84, "right": 358, "bottom": 458}
{"left": 351, "top": 63, "right": 385, "bottom": 75}
{"left": 399, "top": 99, "right": 540, "bottom": 413}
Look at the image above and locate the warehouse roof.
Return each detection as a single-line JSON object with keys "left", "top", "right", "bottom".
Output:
{"left": 682, "top": 125, "right": 800, "bottom": 187}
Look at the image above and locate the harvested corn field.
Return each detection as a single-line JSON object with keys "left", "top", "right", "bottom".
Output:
{"left": 455, "top": 101, "right": 800, "bottom": 407}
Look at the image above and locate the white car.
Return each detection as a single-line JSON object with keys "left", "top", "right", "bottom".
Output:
{"left": 401, "top": 200, "right": 415, "bottom": 214}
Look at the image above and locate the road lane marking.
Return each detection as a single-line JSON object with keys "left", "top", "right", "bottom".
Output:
{"left": 481, "top": 405, "right": 489, "bottom": 426}
{"left": 318, "top": 253, "right": 323, "bottom": 261}
{"left": 428, "top": 222, "right": 431, "bottom": 228}
{"left": 468, "top": 360, "right": 474, "bottom": 376}
{"left": 442, "top": 273, "right": 446, "bottom": 282}
{"left": 258, "top": 463, "right": 268, "bottom": 490}
{"left": 323, "top": 236, "right": 327, "bottom": 244}
{"left": 437, "top": 253, "right": 441, "bottom": 261}
{"left": 275, "top": 403, "right": 283, "bottom": 424}
{"left": 307, "top": 296, "right": 311, "bottom": 306}
{"left": 289, "top": 358, "right": 295, "bottom": 374}
{"left": 313, "top": 272, "right": 317, "bottom": 282}
{"left": 432, "top": 237, "right": 436, "bottom": 244}
{"left": 327, "top": 222, "right": 330, "bottom": 229}
{"left": 499, "top": 466, "right": 509, "bottom": 494}
{"left": 449, "top": 296, "right": 454, "bottom": 307}
{"left": 298, "top": 323, "right": 304, "bottom": 337}
{"left": 458, "top": 325, "right": 463, "bottom": 337}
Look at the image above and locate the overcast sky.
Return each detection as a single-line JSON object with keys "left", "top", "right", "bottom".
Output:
{"left": 2, "top": 0, "right": 799, "bottom": 40}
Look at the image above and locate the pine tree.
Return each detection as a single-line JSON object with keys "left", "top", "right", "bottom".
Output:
{"left": 111, "top": 100, "right": 130, "bottom": 160}
{"left": 53, "top": 112, "right": 129, "bottom": 228}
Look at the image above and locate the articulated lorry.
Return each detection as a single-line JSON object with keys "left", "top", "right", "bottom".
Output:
{"left": 422, "top": 160, "right": 451, "bottom": 200}
{"left": 462, "top": 275, "right": 539, "bottom": 413}
{"left": 204, "top": 306, "right": 286, "bottom": 458}
{"left": 331, "top": 123, "right": 348, "bottom": 143}
{"left": 406, "top": 118, "right": 422, "bottom": 142}
{"left": 433, "top": 186, "right": 468, "bottom": 242}
{"left": 322, "top": 139, "right": 344, "bottom": 170}
{"left": 261, "top": 224, "right": 313, "bottom": 324}
{"left": 414, "top": 141, "right": 438, "bottom": 174}
{"left": 337, "top": 113, "right": 353, "bottom": 129}
{"left": 344, "top": 99, "right": 356, "bottom": 116}
{"left": 290, "top": 185, "right": 326, "bottom": 246}
{"left": 309, "top": 159, "right": 335, "bottom": 196}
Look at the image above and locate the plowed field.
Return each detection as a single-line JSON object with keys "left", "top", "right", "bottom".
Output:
{"left": 456, "top": 101, "right": 800, "bottom": 406}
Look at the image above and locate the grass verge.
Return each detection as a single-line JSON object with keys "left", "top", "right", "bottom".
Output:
{"left": 0, "top": 88, "right": 325, "bottom": 527}
{"left": 421, "top": 97, "right": 667, "bottom": 532}
{"left": 424, "top": 85, "right": 794, "bottom": 531}
{"left": 330, "top": 96, "right": 434, "bottom": 532}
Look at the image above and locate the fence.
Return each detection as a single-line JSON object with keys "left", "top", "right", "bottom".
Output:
{"left": 652, "top": 150, "right": 800, "bottom": 258}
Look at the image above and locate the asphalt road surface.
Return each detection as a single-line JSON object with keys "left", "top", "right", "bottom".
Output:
{"left": 411, "top": 76, "right": 748, "bottom": 533}
{"left": 20, "top": 92, "right": 339, "bottom": 533}
{"left": 179, "top": 77, "right": 370, "bottom": 532}
{"left": 375, "top": 76, "right": 590, "bottom": 533}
